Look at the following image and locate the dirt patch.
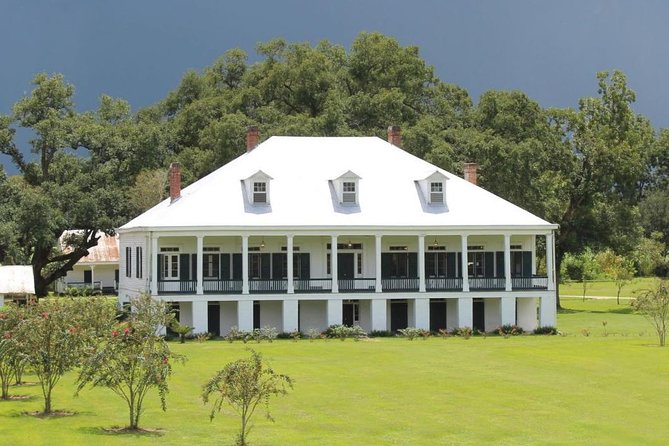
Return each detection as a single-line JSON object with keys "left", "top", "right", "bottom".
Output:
{"left": 102, "top": 426, "right": 166, "bottom": 435}
{"left": 23, "top": 410, "right": 76, "bottom": 418}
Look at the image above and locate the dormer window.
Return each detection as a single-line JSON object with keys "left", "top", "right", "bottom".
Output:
{"left": 332, "top": 170, "right": 361, "bottom": 206}
{"left": 430, "top": 182, "right": 443, "bottom": 203}
{"left": 343, "top": 182, "right": 356, "bottom": 203}
{"left": 253, "top": 182, "right": 267, "bottom": 203}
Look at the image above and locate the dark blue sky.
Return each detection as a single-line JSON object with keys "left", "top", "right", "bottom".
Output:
{"left": 2, "top": 0, "right": 669, "bottom": 173}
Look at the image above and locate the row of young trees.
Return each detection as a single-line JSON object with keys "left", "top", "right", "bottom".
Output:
{"left": 1, "top": 32, "right": 669, "bottom": 300}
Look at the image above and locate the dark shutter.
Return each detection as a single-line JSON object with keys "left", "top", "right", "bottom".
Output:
{"left": 179, "top": 254, "right": 190, "bottom": 281}
{"left": 232, "top": 254, "right": 242, "bottom": 280}
{"left": 158, "top": 254, "right": 164, "bottom": 280}
{"left": 438, "top": 253, "right": 447, "bottom": 277}
{"left": 381, "top": 253, "right": 392, "bottom": 279}
{"left": 484, "top": 252, "right": 494, "bottom": 278}
{"left": 446, "top": 253, "right": 456, "bottom": 278}
{"left": 457, "top": 252, "right": 462, "bottom": 278}
{"left": 408, "top": 252, "right": 418, "bottom": 278}
{"left": 220, "top": 254, "right": 230, "bottom": 280}
{"left": 300, "top": 253, "right": 310, "bottom": 279}
{"left": 496, "top": 252, "right": 505, "bottom": 278}
{"left": 522, "top": 251, "right": 532, "bottom": 277}
{"left": 272, "top": 253, "right": 285, "bottom": 279}
{"left": 212, "top": 254, "right": 220, "bottom": 279}
{"left": 260, "top": 253, "right": 271, "bottom": 279}
{"left": 191, "top": 254, "right": 197, "bottom": 281}
{"left": 425, "top": 253, "right": 435, "bottom": 277}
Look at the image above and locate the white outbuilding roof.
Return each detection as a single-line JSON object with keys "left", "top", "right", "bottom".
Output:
{"left": 120, "top": 136, "right": 556, "bottom": 232}
{"left": 0, "top": 266, "right": 35, "bottom": 295}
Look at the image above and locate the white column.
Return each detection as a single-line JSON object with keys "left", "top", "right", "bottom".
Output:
{"left": 531, "top": 235, "right": 537, "bottom": 275}
{"left": 546, "top": 232, "right": 555, "bottom": 291}
{"left": 457, "top": 297, "right": 473, "bottom": 328}
{"left": 327, "top": 298, "right": 342, "bottom": 326}
{"left": 539, "top": 294, "right": 557, "bottom": 327}
{"left": 370, "top": 298, "right": 387, "bottom": 331}
{"left": 196, "top": 235, "right": 204, "bottom": 295}
{"left": 237, "top": 300, "right": 254, "bottom": 331}
{"left": 517, "top": 298, "right": 538, "bottom": 331}
{"left": 287, "top": 235, "right": 294, "bottom": 294}
{"left": 504, "top": 234, "right": 512, "bottom": 292}
{"left": 90, "top": 265, "right": 96, "bottom": 290}
{"left": 414, "top": 298, "right": 429, "bottom": 329}
{"left": 418, "top": 235, "right": 426, "bottom": 293}
{"left": 282, "top": 299, "right": 299, "bottom": 332}
{"left": 331, "top": 235, "right": 338, "bottom": 293}
{"left": 151, "top": 235, "right": 158, "bottom": 295}
{"left": 461, "top": 235, "right": 469, "bottom": 292}
{"left": 192, "top": 300, "right": 208, "bottom": 333}
{"left": 0, "top": 295, "right": 5, "bottom": 307}
{"left": 242, "top": 235, "right": 249, "bottom": 294}
{"left": 500, "top": 297, "right": 516, "bottom": 326}
{"left": 375, "top": 235, "right": 382, "bottom": 293}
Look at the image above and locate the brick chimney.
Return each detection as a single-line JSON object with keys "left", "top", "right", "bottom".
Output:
{"left": 246, "top": 126, "right": 259, "bottom": 152}
{"left": 168, "top": 162, "right": 181, "bottom": 203}
{"left": 387, "top": 125, "right": 401, "bottom": 147}
{"left": 463, "top": 162, "right": 478, "bottom": 185}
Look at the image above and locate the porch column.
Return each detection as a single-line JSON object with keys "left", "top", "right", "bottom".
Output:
{"left": 375, "top": 235, "right": 382, "bottom": 293}
{"left": 327, "top": 298, "right": 342, "bottom": 326}
{"left": 457, "top": 297, "right": 473, "bottom": 328}
{"left": 370, "top": 298, "right": 387, "bottom": 331}
{"left": 414, "top": 298, "right": 429, "bottom": 330}
{"left": 504, "top": 234, "right": 512, "bottom": 292}
{"left": 196, "top": 235, "right": 204, "bottom": 295}
{"left": 501, "top": 297, "right": 516, "bottom": 326}
{"left": 242, "top": 235, "right": 249, "bottom": 294}
{"left": 282, "top": 299, "right": 299, "bottom": 332}
{"left": 151, "top": 235, "right": 158, "bottom": 295}
{"left": 461, "top": 235, "right": 469, "bottom": 292}
{"left": 546, "top": 232, "right": 555, "bottom": 291}
{"left": 517, "top": 298, "right": 538, "bottom": 331}
{"left": 540, "top": 294, "right": 557, "bottom": 327}
{"left": 331, "top": 235, "right": 338, "bottom": 293}
{"left": 287, "top": 235, "right": 294, "bottom": 294}
{"left": 192, "top": 300, "right": 208, "bottom": 333}
{"left": 418, "top": 235, "right": 426, "bottom": 292}
{"left": 90, "top": 265, "right": 96, "bottom": 290}
{"left": 531, "top": 235, "right": 537, "bottom": 274}
{"left": 237, "top": 300, "right": 254, "bottom": 331}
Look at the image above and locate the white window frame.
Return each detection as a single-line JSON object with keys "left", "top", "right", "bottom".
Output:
{"left": 253, "top": 181, "right": 267, "bottom": 204}
{"left": 430, "top": 181, "right": 444, "bottom": 203}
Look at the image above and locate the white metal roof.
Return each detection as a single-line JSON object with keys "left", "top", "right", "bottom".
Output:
{"left": 120, "top": 136, "right": 556, "bottom": 231}
{"left": 0, "top": 266, "right": 35, "bottom": 294}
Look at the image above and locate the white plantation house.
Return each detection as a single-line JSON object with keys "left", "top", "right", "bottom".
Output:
{"left": 56, "top": 232, "right": 120, "bottom": 295}
{"left": 118, "top": 127, "right": 558, "bottom": 335}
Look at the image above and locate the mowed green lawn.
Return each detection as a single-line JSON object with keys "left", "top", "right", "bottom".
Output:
{"left": 1, "top": 298, "right": 668, "bottom": 446}
{"left": 559, "top": 277, "right": 657, "bottom": 299}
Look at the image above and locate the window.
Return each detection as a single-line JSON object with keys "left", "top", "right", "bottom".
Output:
{"left": 326, "top": 253, "right": 331, "bottom": 275}
{"left": 357, "top": 253, "right": 362, "bottom": 275}
{"left": 342, "top": 181, "right": 356, "bottom": 203}
{"left": 125, "top": 247, "right": 132, "bottom": 278}
{"left": 253, "top": 182, "right": 267, "bottom": 203}
{"left": 249, "top": 253, "right": 262, "bottom": 278}
{"left": 163, "top": 254, "right": 179, "bottom": 279}
{"left": 426, "top": 252, "right": 447, "bottom": 277}
{"left": 204, "top": 254, "right": 218, "bottom": 278}
{"left": 510, "top": 244, "right": 522, "bottom": 250}
{"left": 135, "top": 247, "right": 143, "bottom": 279}
{"left": 430, "top": 182, "right": 443, "bottom": 203}
{"left": 389, "top": 246, "right": 409, "bottom": 251}
{"left": 468, "top": 252, "right": 485, "bottom": 277}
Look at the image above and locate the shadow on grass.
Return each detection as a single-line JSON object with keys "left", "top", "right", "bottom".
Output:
{"left": 78, "top": 426, "right": 166, "bottom": 437}
{"left": 0, "top": 395, "right": 36, "bottom": 403}
{"left": 558, "top": 307, "right": 634, "bottom": 315}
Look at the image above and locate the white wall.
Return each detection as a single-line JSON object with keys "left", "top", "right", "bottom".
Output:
{"left": 259, "top": 300, "right": 282, "bottom": 330}
{"left": 118, "top": 233, "right": 149, "bottom": 298}
{"left": 63, "top": 264, "right": 118, "bottom": 289}
{"left": 299, "top": 300, "right": 327, "bottom": 333}
{"left": 220, "top": 301, "right": 238, "bottom": 335}
{"left": 484, "top": 298, "right": 502, "bottom": 332}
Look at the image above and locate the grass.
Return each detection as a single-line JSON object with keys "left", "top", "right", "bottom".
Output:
{"left": 1, "top": 297, "right": 668, "bottom": 445}
{"left": 559, "top": 276, "right": 657, "bottom": 299}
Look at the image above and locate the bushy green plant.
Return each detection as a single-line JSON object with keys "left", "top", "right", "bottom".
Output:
{"left": 169, "top": 320, "right": 193, "bottom": 344}
{"left": 324, "top": 325, "right": 367, "bottom": 341}
{"left": 451, "top": 327, "right": 473, "bottom": 339}
{"left": 0, "top": 304, "right": 26, "bottom": 399}
{"left": 306, "top": 328, "right": 321, "bottom": 341}
{"left": 533, "top": 326, "right": 558, "bottom": 335}
{"left": 496, "top": 324, "right": 524, "bottom": 337}
{"left": 398, "top": 327, "right": 430, "bottom": 340}
{"left": 368, "top": 330, "right": 394, "bottom": 337}
{"left": 632, "top": 279, "right": 669, "bottom": 346}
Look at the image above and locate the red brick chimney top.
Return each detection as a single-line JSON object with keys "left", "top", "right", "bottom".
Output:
{"left": 387, "top": 125, "right": 401, "bottom": 147}
{"left": 246, "top": 126, "right": 259, "bottom": 152}
{"left": 168, "top": 162, "right": 181, "bottom": 203}
{"left": 463, "top": 163, "right": 478, "bottom": 185}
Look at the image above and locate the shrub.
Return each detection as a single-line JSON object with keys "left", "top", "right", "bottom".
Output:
{"left": 324, "top": 325, "right": 367, "bottom": 341}
{"left": 533, "top": 326, "right": 558, "bottom": 335}
{"left": 368, "top": 330, "right": 394, "bottom": 337}
{"left": 496, "top": 324, "right": 524, "bottom": 337}
{"left": 452, "top": 327, "right": 473, "bottom": 339}
{"left": 398, "top": 327, "right": 430, "bottom": 340}
{"left": 437, "top": 328, "right": 450, "bottom": 338}
{"left": 306, "top": 328, "right": 321, "bottom": 341}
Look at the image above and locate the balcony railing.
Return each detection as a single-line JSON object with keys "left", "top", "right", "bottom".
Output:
{"left": 469, "top": 277, "right": 505, "bottom": 290}
{"left": 64, "top": 281, "right": 102, "bottom": 290}
{"left": 512, "top": 276, "right": 548, "bottom": 290}
{"left": 158, "top": 279, "right": 196, "bottom": 294}
{"left": 294, "top": 278, "right": 332, "bottom": 293}
{"left": 338, "top": 278, "right": 376, "bottom": 293}
{"left": 381, "top": 277, "right": 419, "bottom": 292}
{"left": 249, "top": 279, "right": 288, "bottom": 294}
{"left": 426, "top": 277, "right": 463, "bottom": 291}
{"left": 204, "top": 279, "right": 243, "bottom": 294}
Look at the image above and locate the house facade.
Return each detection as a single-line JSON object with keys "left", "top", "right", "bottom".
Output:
{"left": 56, "top": 232, "right": 120, "bottom": 294}
{"left": 118, "top": 127, "right": 558, "bottom": 335}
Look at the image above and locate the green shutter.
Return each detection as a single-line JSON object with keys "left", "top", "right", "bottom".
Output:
{"left": 484, "top": 252, "right": 494, "bottom": 278}
{"left": 191, "top": 254, "right": 197, "bottom": 281}
{"left": 381, "top": 253, "right": 392, "bottom": 278}
{"left": 179, "top": 254, "right": 190, "bottom": 281}
{"left": 157, "top": 254, "right": 164, "bottom": 280}
{"left": 446, "top": 253, "right": 456, "bottom": 278}
{"left": 272, "top": 253, "right": 285, "bottom": 279}
{"left": 496, "top": 252, "right": 504, "bottom": 277}
{"left": 232, "top": 254, "right": 242, "bottom": 280}
{"left": 523, "top": 251, "right": 532, "bottom": 277}
{"left": 212, "top": 254, "right": 220, "bottom": 279}
{"left": 220, "top": 254, "right": 230, "bottom": 280}
{"left": 261, "top": 253, "right": 271, "bottom": 279}
{"left": 300, "top": 253, "right": 310, "bottom": 279}
{"left": 408, "top": 253, "right": 418, "bottom": 278}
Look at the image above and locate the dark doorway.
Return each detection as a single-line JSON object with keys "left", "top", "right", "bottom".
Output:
{"left": 473, "top": 299, "right": 485, "bottom": 332}
{"left": 253, "top": 301, "right": 260, "bottom": 330}
{"left": 338, "top": 253, "right": 355, "bottom": 279}
{"left": 83, "top": 270, "right": 92, "bottom": 284}
{"left": 342, "top": 301, "right": 358, "bottom": 327}
{"left": 430, "top": 299, "right": 447, "bottom": 332}
{"left": 208, "top": 303, "right": 220, "bottom": 336}
{"left": 390, "top": 300, "right": 408, "bottom": 332}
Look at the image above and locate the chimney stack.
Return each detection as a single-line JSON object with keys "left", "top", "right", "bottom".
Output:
{"left": 168, "top": 162, "right": 181, "bottom": 203}
{"left": 387, "top": 125, "right": 402, "bottom": 147}
{"left": 246, "top": 126, "right": 259, "bottom": 152}
{"left": 463, "top": 162, "right": 478, "bottom": 185}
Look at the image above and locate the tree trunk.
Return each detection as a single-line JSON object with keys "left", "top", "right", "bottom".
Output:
{"left": 44, "top": 388, "right": 52, "bottom": 414}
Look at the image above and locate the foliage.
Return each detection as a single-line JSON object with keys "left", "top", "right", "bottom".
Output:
{"left": 169, "top": 320, "right": 193, "bottom": 344}
{"left": 632, "top": 232, "right": 667, "bottom": 276}
{"left": 397, "top": 327, "right": 431, "bottom": 340}
{"left": 451, "top": 327, "right": 473, "bottom": 339}
{"left": 496, "top": 324, "right": 524, "bottom": 337}
{"left": 226, "top": 326, "right": 278, "bottom": 343}
{"left": 324, "top": 324, "right": 367, "bottom": 341}
{"left": 0, "top": 304, "right": 26, "bottom": 399}
{"left": 631, "top": 279, "right": 669, "bottom": 346}
{"left": 202, "top": 349, "right": 293, "bottom": 446}
{"left": 16, "top": 297, "right": 115, "bottom": 414}
{"left": 597, "top": 249, "right": 636, "bottom": 304}
{"left": 532, "top": 326, "right": 558, "bottom": 335}
{"left": 76, "top": 294, "right": 184, "bottom": 429}
{"left": 368, "top": 330, "right": 395, "bottom": 337}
